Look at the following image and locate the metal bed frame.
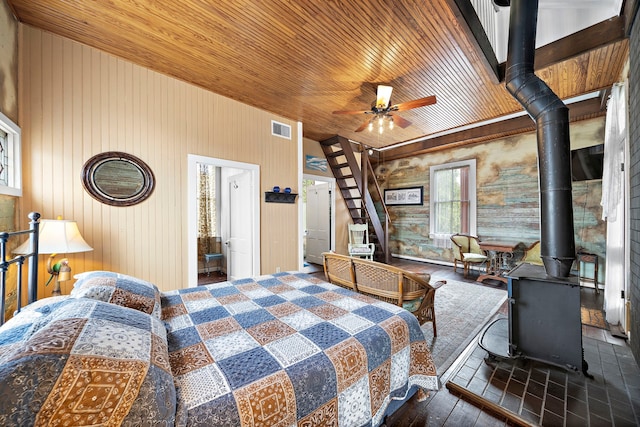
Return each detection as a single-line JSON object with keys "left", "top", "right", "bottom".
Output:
{"left": 0, "top": 212, "right": 40, "bottom": 325}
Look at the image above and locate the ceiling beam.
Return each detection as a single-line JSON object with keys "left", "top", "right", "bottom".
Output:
{"left": 532, "top": 16, "right": 626, "bottom": 70}
{"left": 375, "top": 97, "right": 607, "bottom": 162}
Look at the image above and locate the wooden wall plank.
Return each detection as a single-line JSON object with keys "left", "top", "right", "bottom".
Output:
{"left": 19, "top": 27, "right": 299, "bottom": 294}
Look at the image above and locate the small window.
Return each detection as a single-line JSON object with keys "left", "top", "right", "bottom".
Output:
{"left": 0, "top": 111, "right": 21, "bottom": 197}
{"left": 430, "top": 159, "right": 477, "bottom": 243}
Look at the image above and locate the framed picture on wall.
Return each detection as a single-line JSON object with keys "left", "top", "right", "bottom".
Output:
{"left": 384, "top": 186, "right": 423, "bottom": 206}
{"left": 305, "top": 155, "right": 328, "bottom": 172}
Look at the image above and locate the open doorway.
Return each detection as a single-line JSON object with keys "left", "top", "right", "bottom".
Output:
{"left": 302, "top": 174, "right": 335, "bottom": 273}
{"left": 188, "top": 154, "right": 261, "bottom": 287}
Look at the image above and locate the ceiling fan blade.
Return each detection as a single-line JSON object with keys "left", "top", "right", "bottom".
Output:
{"left": 391, "top": 95, "right": 437, "bottom": 112}
{"left": 332, "top": 109, "right": 371, "bottom": 115}
{"left": 389, "top": 113, "right": 412, "bottom": 128}
{"left": 354, "top": 118, "right": 372, "bottom": 132}
{"left": 376, "top": 85, "right": 393, "bottom": 109}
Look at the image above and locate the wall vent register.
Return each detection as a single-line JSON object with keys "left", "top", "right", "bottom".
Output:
{"left": 271, "top": 120, "right": 291, "bottom": 139}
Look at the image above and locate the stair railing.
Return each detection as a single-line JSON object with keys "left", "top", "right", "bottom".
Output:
{"left": 361, "top": 149, "right": 391, "bottom": 263}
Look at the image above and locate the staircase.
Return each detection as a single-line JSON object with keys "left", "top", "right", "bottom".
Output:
{"left": 320, "top": 135, "right": 390, "bottom": 263}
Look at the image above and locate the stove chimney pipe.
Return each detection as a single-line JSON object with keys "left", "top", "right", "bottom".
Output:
{"left": 504, "top": 0, "right": 576, "bottom": 277}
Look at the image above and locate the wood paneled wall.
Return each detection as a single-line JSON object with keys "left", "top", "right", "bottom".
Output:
{"left": 18, "top": 25, "right": 299, "bottom": 295}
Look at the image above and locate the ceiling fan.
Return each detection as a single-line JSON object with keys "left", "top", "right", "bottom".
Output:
{"left": 332, "top": 85, "right": 437, "bottom": 133}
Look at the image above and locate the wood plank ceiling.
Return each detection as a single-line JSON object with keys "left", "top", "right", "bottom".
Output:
{"left": 6, "top": 0, "right": 630, "bottom": 151}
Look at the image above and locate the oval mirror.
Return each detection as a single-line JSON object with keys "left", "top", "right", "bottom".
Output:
{"left": 82, "top": 152, "right": 155, "bottom": 206}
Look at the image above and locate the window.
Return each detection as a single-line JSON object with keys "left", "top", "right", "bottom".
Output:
{"left": 430, "top": 159, "right": 477, "bottom": 242}
{"left": 0, "top": 111, "right": 21, "bottom": 196}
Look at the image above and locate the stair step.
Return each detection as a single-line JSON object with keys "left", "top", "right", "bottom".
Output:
{"left": 326, "top": 150, "right": 344, "bottom": 158}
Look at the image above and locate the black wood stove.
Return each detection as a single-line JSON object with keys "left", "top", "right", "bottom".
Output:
{"left": 480, "top": 263, "right": 589, "bottom": 375}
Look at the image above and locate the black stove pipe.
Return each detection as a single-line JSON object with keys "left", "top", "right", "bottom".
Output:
{"left": 504, "top": 0, "right": 575, "bottom": 277}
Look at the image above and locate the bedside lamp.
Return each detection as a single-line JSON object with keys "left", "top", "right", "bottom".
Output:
{"left": 15, "top": 218, "right": 93, "bottom": 296}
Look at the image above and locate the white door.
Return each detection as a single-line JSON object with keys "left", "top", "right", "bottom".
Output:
{"left": 227, "top": 171, "right": 253, "bottom": 279}
{"left": 305, "top": 183, "right": 330, "bottom": 265}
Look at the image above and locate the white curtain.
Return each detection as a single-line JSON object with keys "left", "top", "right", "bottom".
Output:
{"left": 431, "top": 233, "right": 453, "bottom": 249}
{"left": 600, "top": 82, "right": 627, "bottom": 326}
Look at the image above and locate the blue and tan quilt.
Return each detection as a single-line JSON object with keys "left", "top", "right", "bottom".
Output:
{"left": 0, "top": 271, "right": 438, "bottom": 427}
{"left": 163, "top": 272, "right": 438, "bottom": 426}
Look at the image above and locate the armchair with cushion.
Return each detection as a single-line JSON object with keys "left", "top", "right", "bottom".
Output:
{"left": 450, "top": 234, "right": 488, "bottom": 278}
{"left": 520, "top": 240, "right": 543, "bottom": 266}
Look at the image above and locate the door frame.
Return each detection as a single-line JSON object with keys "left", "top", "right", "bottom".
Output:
{"left": 299, "top": 174, "right": 336, "bottom": 270}
{"left": 188, "top": 154, "right": 261, "bottom": 287}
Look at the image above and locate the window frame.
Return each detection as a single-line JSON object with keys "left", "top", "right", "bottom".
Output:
{"left": 0, "top": 111, "right": 21, "bottom": 197}
{"left": 429, "top": 159, "right": 477, "bottom": 238}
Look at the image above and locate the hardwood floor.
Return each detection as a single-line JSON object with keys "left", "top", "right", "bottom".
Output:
{"left": 197, "top": 271, "right": 228, "bottom": 285}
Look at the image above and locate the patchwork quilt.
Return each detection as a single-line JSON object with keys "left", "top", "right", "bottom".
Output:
{"left": 0, "top": 271, "right": 438, "bottom": 427}
{"left": 163, "top": 272, "right": 438, "bottom": 427}
{"left": 0, "top": 297, "right": 175, "bottom": 426}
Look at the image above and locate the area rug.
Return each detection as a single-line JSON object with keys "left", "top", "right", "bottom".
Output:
{"left": 581, "top": 306, "right": 608, "bottom": 329}
{"left": 422, "top": 279, "right": 508, "bottom": 375}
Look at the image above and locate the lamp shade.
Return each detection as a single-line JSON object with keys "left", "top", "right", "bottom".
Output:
{"left": 14, "top": 219, "right": 93, "bottom": 255}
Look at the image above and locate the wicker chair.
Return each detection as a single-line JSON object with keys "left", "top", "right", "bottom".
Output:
{"left": 351, "top": 257, "right": 445, "bottom": 335}
{"left": 322, "top": 252, "right": 356, "bottom": 291}
{"left": 322, "top": 252, "right": 445, "bottom": 335}
{"left": 450, "top": 234, "right": 488, "bottom": 278}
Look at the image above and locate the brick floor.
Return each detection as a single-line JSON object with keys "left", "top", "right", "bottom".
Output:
{"left": 448, "top": 320, "right": 640, "bottom": 426}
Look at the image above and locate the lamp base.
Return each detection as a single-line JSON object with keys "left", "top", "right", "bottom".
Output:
{"left": 47, "top": 255, "right": 70, "bottom": 297}
{"left": 52, "top": 277, "right": 62, "bottom": 297}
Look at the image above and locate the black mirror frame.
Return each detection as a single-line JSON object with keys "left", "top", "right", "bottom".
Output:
{"left": 81, "top": 151, "right": 155, "bottom": 207}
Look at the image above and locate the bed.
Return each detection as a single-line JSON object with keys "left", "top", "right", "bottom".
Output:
{"left": 0, "top": 214, "right": 439, "bottom": 426}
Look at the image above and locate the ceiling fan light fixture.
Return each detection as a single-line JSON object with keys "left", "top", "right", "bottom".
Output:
{"left": 332, "top": 85, "right": 436, "bottom": 133}
{"left": 376, "top": 85, "right": 393, "bottom": 109}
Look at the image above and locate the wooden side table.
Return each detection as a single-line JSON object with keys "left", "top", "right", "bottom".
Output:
{"left": 477, "top": 240, "right": 521, "bottom": 284}
{"left": 577, "top": 251, "right": 599, "bottom": 294}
